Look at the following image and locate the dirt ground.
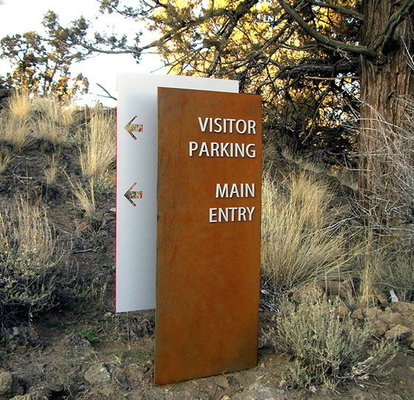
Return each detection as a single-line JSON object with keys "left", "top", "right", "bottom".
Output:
{"left": 1, "top": 306, "right": 414, "bottom": 400}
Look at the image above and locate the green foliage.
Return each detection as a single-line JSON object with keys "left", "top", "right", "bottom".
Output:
{"left": 73, "top": 326, "right": 101, "bottom": 344}
{"left": 270, "top": 298, "right": 397, "bottom": 390}
{"left": 0, "top": 11, "right": 89, "bottom": 99}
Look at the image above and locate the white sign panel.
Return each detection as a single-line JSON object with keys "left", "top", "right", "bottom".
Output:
{"left": 116, "top": 73, "right": 239, "bottom": 312}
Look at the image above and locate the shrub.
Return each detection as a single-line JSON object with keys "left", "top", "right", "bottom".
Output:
{"left": 261, "top": 170, "right": 353, "bottom": 289}
{"left": 0, "top": 197, "right": 70, "bottom": 322}
{"left": 269, "top": 298, "right": 397, "bottom": 390}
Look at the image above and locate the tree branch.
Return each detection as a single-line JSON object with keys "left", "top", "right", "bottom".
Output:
{"left": 304, "top": 0, "right": 364, "bottom": 20}
{"left": 96, "top": 83, "right": 117, "bottom": 100}
{"left": 206, "top": 0, "right": 259, "bottom": 75}
{"left": 277, "top": 57, "right": 359, "bottom": 79}
{"left": 379, "top": 0, "right": 414, "bottom": 52}
{"left": 277, "top": 0, "right": 377, "bottom": 58}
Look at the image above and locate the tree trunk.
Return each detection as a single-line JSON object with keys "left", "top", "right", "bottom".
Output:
{"left": 359, "top": 0, "right": 414, "bottom": 227}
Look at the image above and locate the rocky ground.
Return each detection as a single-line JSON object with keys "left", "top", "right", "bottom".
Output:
{"left": 0, "top": 308, "right": 414, "bottom": 400}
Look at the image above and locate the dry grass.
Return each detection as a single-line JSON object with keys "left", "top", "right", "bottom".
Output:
{"left": 0, "top": 91, "right": 32, "bottom": 150}
{"left": 0, "top": 93, "right": 76, "bottom": 151}
{"left": 0, "top": 113, "right": 31, "bottom": 150}
{"left": 261, "top": 170, "right": 353, "bottom": 289}
{"left": 367, "top": 242, "right": 414, "bottom": 302}
{"left": 0, "top": 147, "right": 13, "bottom": 174}
{"left": 43, "top": 154, "right": 60, "bottom": 184}
{"left": 7, "top": 90, "right": 31, "bottom": 120}
{"left": 79, "top": 105, "right": 116, "bottom": 181}
{"left": 67, "top": 175, "right": 96, "bottom": 218}
{"left": 0, "top": 196, "right": 67, "bottom": 318}
{"left": 31, "top": 97, "right": 74, "bottom": 146}
{"left": 0, "top": 92, "right": 32, "bottom": 150}
{"left": 357, "top": 98, "right": 414, "bottom": 233}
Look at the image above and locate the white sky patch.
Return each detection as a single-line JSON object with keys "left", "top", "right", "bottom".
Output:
{"left": 0, "top": 0, "right": 164, "bottom": 105}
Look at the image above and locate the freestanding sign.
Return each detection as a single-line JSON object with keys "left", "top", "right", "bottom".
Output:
{"left": 155, "top": 88, "right": 262, "bottom": 384}
{"left": 116, "top": 74, "right": 238, "bottom": 312}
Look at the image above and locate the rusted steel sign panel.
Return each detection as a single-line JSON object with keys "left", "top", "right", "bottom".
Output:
{"left": 155, "top": 87, "right": 262, "bottom": 385}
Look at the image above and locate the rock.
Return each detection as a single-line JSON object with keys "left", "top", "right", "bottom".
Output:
{"left": 351, "top": 306, "right": 382, "bottom": 321}
{"left": 60, "top": 332, "right": 94, "bottom": 359}
{"left": 384, "top": 325, "right": 412, "bottom": 341}
{"left": 334, "top": 304, "right": 351, "bottom": 320}
{"left": 291, "top": 282, "right": 324, "bottom": 303}
{"left": 0, "top": 370, "right": 13, "bottom": 399}
{"left": 351, "top": 308, "right": 364, "bottom": 321}
{"left": 84, "top": 362, "right": 112, "bottom": 385}
{"left": 371, "top": 319, "right": 389, "bottom": 337}
{"left": 212, "top": 376, "right": 229, "bottom": 389}
{"left": 232, "top": 382, "right": 286, "bottom": 400}
{"left": 390, "top": 301, "right": 414, "bottom": 318}
{"left": 364, "top": 307, "right": 382, "bottom": 321}
{"left": 0, "top": 370, "right": 24, "bottom": 400}
{"left": 375, "top": 290, "right": 390, "bottom": 306}
{"left": 323, "top": 279, "right": 354, "bottom": 302}
{"left": 388, "top": 302, "right": 414, "bottom": 344}
{"left": 378, "top": 309, "right": 404, "bottom": 326}
{"left": 7, "top": 327, "right": 42, "bottom": 349}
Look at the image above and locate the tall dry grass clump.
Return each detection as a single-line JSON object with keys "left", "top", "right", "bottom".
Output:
{"left": 67, "top": 175, "right": 96, "bottom": 218}
{"left": 0, "top": 91, "right": 32, "bottom": 150}
{"left": 261, "top": 170, "right": 353, "bottom": 289}
{"left": 67, "top": 105, "right": 115, "bottom": 217}
{"left": 0, "top": 197, "right": 69, "bottom": 320}
{"left": 31, "top": 96, "right": 74, "bottom": 146}
{"left": 79, "top": 105, "right": 116, "bottom": 182}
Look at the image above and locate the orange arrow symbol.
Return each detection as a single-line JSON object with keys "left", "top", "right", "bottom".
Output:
{"left": 124, "top": 182, "right": 143, "bottom": 207}
{"left": 125, "top": 116, "right": 144, "bottom": 140}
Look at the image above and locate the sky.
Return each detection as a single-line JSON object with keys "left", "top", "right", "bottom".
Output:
{"left": 0, "top": 0, "right": 164, "bottom": 105}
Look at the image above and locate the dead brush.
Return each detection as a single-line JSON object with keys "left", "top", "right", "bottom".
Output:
{"left": 355, "top": 97, "right": 414, "bottom": 303}
{"left": 261, "top": 170, "right": 354, "bottom": 289}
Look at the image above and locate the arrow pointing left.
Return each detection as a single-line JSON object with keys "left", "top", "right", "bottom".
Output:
{"left": 125, "top": 116, "right": 144, "bottom": 140}
{"left": 124, "top": 182, "right": 143, "bottom": 207}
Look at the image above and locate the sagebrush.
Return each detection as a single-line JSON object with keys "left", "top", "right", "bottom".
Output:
{"left": 0, "top": 197, "right": 70, "bottom": 321}
{"left": 268, "top": 297, "right": 397, "bottom": 390}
